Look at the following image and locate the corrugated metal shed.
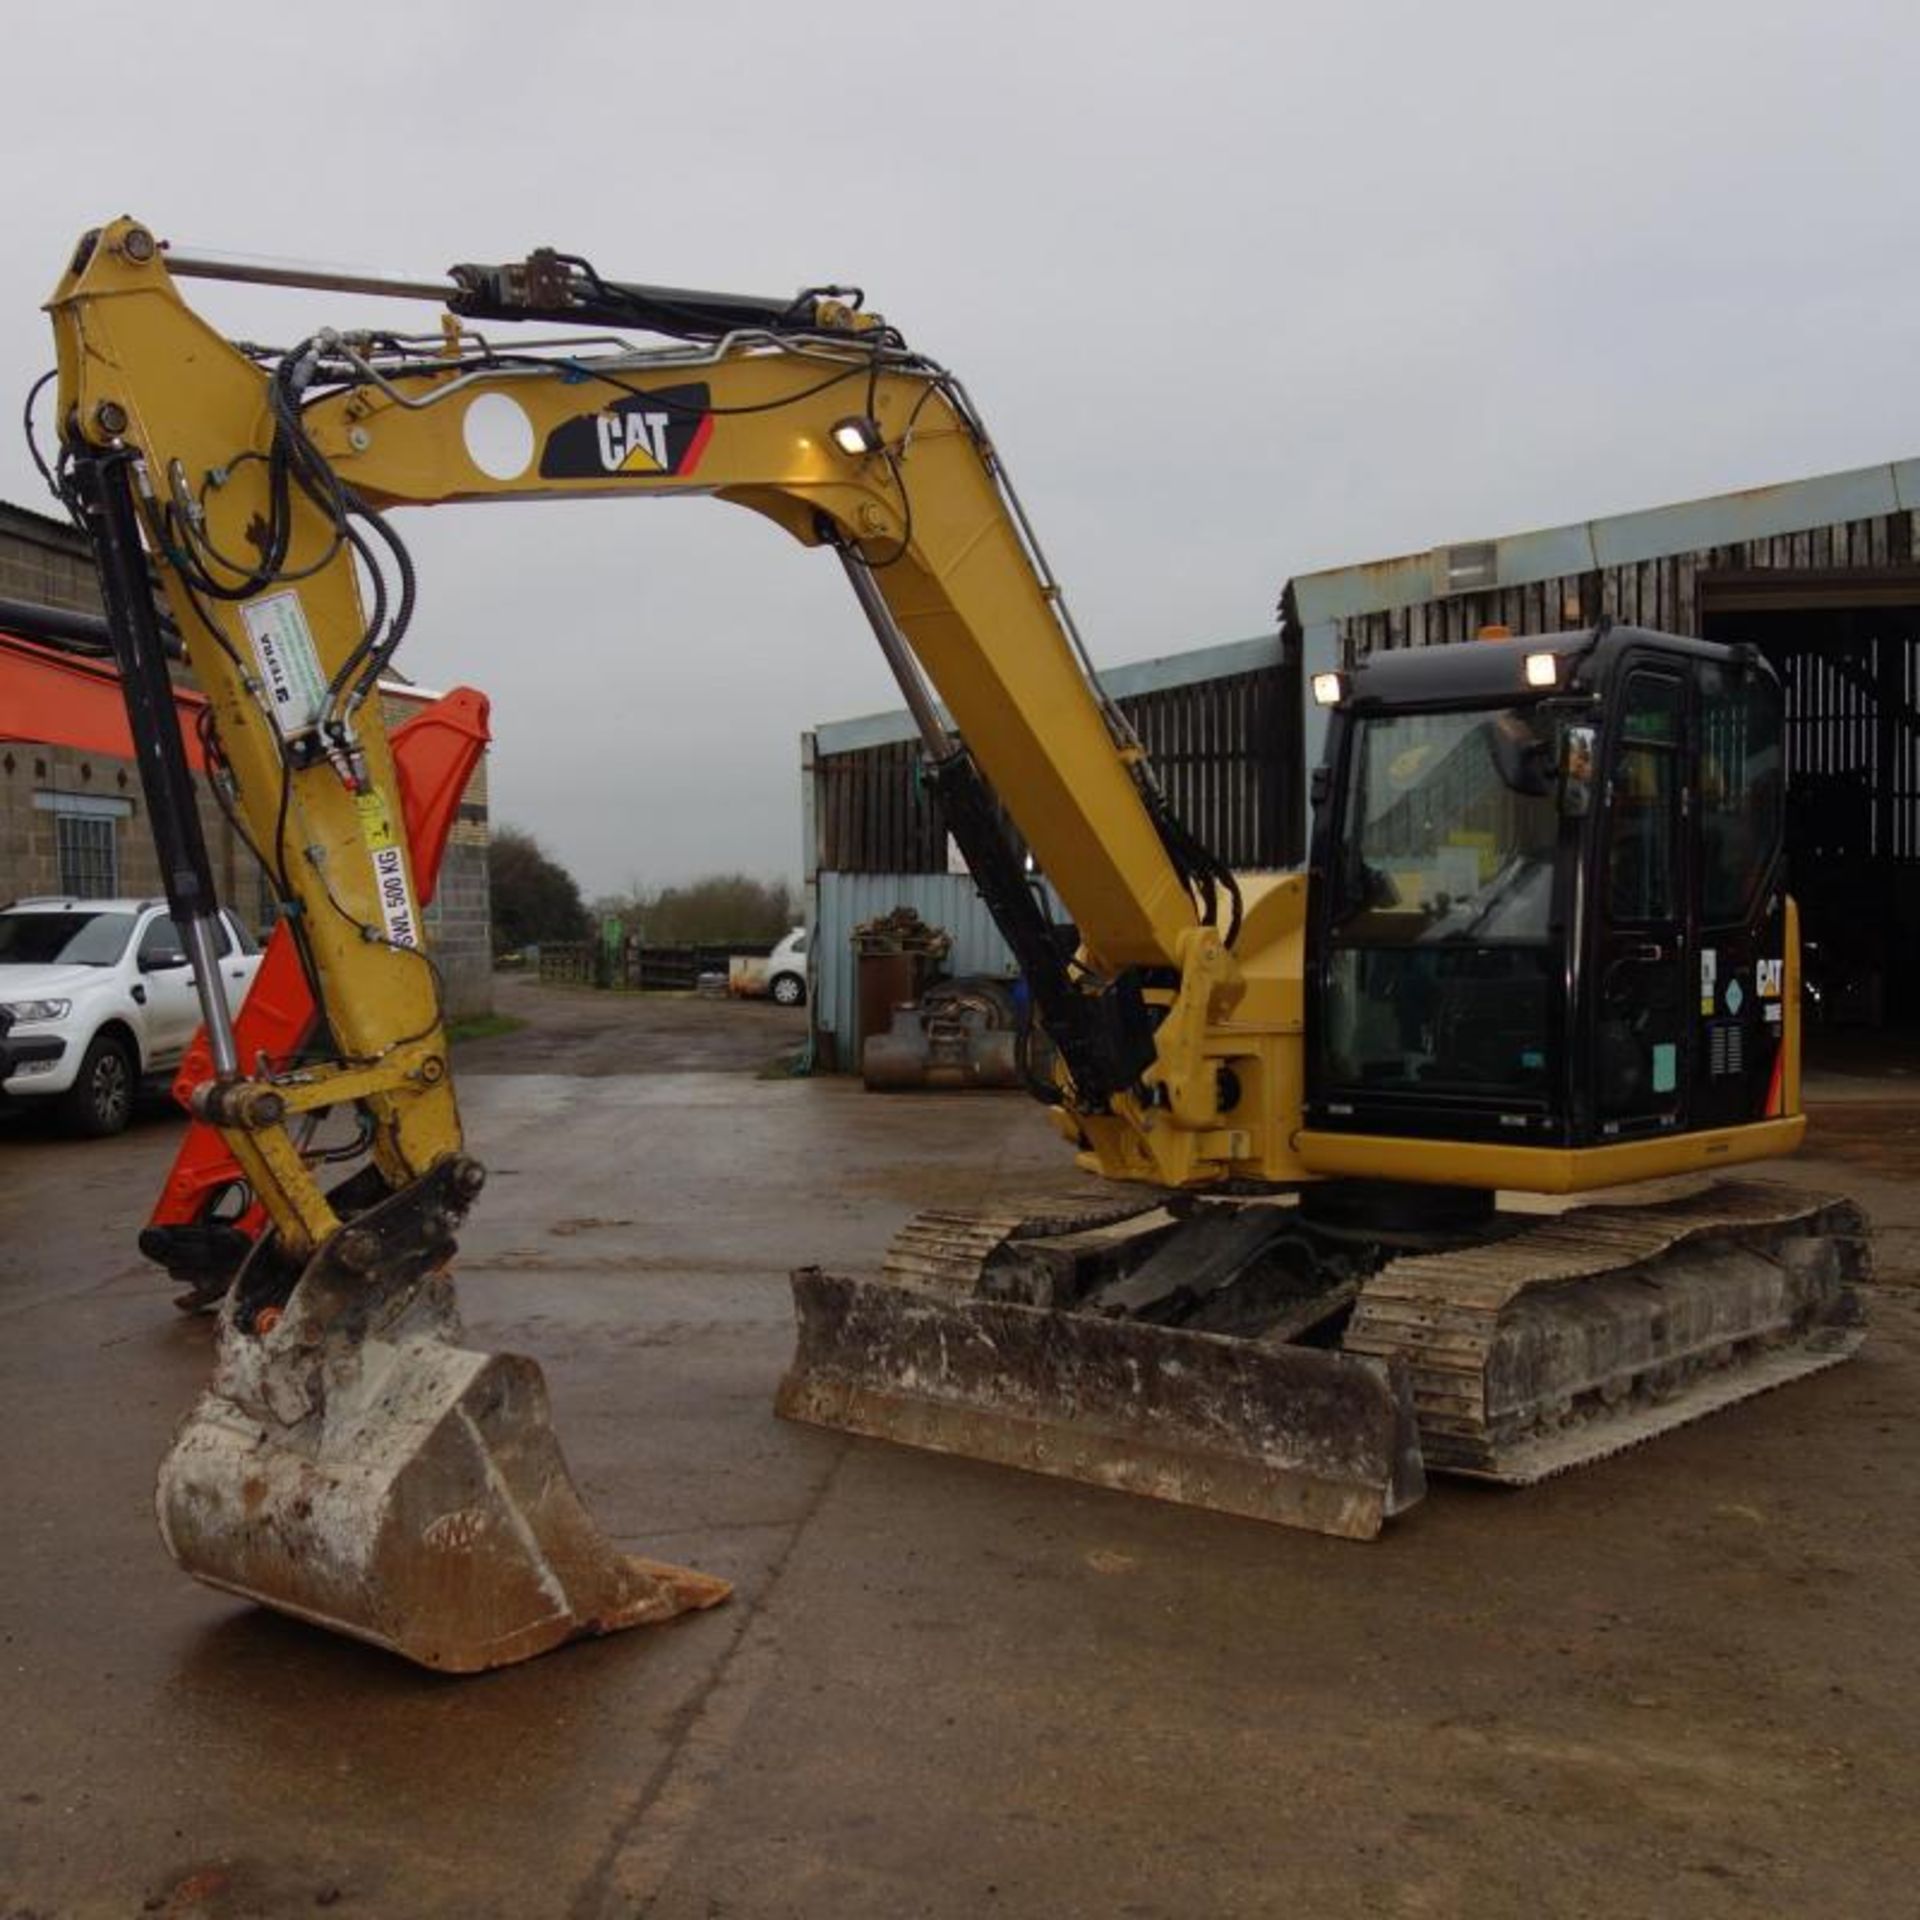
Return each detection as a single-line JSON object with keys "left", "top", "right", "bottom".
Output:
{"left": 812, "top": 632, "right": 1284, "bottom": 757}
{"left": 1285, "top": 457, "right": 1920, "bottom": 783}
{"left": 814, "top": 871, "right": 1066, "bottom": 1063}
{"left": 803, "top": 632, "right": 1295, "bottom": 1070}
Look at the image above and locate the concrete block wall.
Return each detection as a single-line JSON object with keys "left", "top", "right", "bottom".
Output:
{"left": 0, "top": 504, "right": 104, "bottom": 617}
{"left": 425, "top": 840, "right": 494, "bottom": 1019}
{"left": 0, "top": 741, "right": 250, "bottom": 907}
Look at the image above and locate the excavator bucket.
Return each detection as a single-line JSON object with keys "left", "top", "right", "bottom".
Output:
{"left": 779, "top": 1186, "right": 1428, "bottom": 1540}
{"left": 158, "top": 1159, "right": 729, "bottom": 1672}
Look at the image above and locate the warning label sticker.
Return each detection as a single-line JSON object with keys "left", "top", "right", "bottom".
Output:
{"left": 357, "top": 792, "right": 419, "bottom": 948}
{"left": 355, "top": 790, "right": 398, "bottom": 853}
{"left": 241, "top": 590, "right": 329, "bottom": 738}
{"left": 368, "top": 844, "right": 420, "bottom": 949}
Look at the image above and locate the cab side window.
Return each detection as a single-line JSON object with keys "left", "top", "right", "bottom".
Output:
{"left": 1607, "top": 672, "right": 1682, "bottom": 924}
{"left": 1699, "top": 669, "right": 1784, "bottom": 927}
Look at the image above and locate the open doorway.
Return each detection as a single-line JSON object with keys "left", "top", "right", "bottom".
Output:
{"left": 1701, "top": 568, "right": 1920, "bottom": 1078}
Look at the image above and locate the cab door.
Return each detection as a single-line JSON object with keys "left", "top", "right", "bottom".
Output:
{"left": 1590, "top": 665, "right": 1691, "bottom": 1138}
{"left": 1689, "top": 657, "right": 1789, "bottom": 1128}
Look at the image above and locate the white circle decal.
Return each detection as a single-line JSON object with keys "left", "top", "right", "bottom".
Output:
{"left": 462, "top": 392, "right": 535, "bottom": 481}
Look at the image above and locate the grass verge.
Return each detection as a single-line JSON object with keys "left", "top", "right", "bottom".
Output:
{"left": 446, "top": 1013, "right": 527, "bottom": 1044}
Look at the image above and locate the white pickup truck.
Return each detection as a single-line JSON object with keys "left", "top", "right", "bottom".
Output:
{"left": 0, "top": 896, "right": 262, "bottom": 1135}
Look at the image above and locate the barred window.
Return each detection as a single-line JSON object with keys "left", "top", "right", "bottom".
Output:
{"left": 55, "top": 813, "right": 118, "bottom": 898}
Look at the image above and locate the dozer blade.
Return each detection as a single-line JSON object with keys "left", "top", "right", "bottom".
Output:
{"left": 158, "top": 1157, "right": 729, "bottom": 1673}
{"left": 779, "top": 1269, "right": 1426, "bottom": 1541}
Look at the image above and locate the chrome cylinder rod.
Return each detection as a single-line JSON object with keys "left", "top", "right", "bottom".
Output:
{"left": 180, "top": 913, "right": 242, "bottom": 1080}
{"left": 835, "top": 546, "right": 952, "bottom": 763}
{"left": 163, "top": 250, "right": 455, "bottom": 303}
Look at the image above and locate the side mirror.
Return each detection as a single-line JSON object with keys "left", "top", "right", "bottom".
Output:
{"left": 1490, "top": 725, "right": 1555, "bottom": 799}
{"left": 1558, "top": 724, "right": 1598, "bottom": 817}
{"left": 139, "top": 948, "right": 190, "bottom": 973}
{"left": 1309, "top": 766, "right": 1332, "bottom": 809}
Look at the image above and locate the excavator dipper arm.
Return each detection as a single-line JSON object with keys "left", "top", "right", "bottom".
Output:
{"left": 141, "top": 688, "right": 491, "bottom": 1309}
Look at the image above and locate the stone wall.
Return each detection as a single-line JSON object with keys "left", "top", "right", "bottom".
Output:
{"left": 0, "top": 740, "right": 251, "bottom": 908}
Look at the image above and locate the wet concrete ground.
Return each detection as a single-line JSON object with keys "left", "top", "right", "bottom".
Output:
{"left": 2, "top": 977, "right": 1917, "bottom": 1918}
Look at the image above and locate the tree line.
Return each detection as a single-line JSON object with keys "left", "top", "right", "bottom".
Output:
{"left": 489, "top": 826, "right": 796, "bottom": 951}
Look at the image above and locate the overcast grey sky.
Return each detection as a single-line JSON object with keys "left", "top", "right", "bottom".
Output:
{"left": 4, "top": 1, "right": 1912, "bottom": 896}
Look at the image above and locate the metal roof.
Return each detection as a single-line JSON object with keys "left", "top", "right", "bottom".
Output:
{"left": 0, "top": 497, "right": 89, "bottom": 548}
{"left": 1289, "top": 456, "right": 1920, "bottom": 626}
{"left": 812, "top": 630, "right": 1280, "bottom": 758}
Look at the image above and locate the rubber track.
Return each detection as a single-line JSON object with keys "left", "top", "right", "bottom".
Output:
{"left": 1344, "top": 1180, "right": 1868, "bottom": 1481}
{"left": 884, "top": 1188, "right": 1176, "bottom": 1294}
{"left": 882, "top": 1178, "right": 1869, "bottom": 1491}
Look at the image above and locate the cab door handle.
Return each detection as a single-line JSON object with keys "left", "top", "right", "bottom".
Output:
{"left": 1602, "top": 945, "right": 1667, "bottom": 1003}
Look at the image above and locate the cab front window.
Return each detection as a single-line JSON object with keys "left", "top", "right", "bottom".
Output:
{"left": 1322, "top": 706, "right": 1560, "bottom": 1105}
{"left": 1332, "top": 706, "right": 1559, "bottom": 946}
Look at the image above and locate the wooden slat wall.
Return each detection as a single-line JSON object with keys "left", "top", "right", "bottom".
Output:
{"left": 816, "top": 667, "right": 1292, "bottom": 875}
{"left": 1343, "top": 512, "right": 1916, "bottom": 657}
{"left": 1902, "top": 637, "right": 1920, "bottom": 863}
{"left": 1339, "top": 509, "right": 1920, "bottom": 872}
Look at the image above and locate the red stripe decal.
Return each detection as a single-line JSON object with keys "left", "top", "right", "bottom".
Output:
{"left": 678, "top": 412, "right": 714, "bottom": 477}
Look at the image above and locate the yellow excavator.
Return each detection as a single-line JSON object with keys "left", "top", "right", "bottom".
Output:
{"left": 41, "top": 219, "right": 1867, "bottom": 1671}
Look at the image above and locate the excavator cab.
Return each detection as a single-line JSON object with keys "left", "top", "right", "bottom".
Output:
{"left": 1305, "top": 628, "right": 1793, "bottom": 1159}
